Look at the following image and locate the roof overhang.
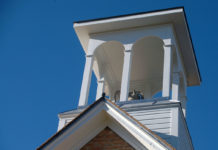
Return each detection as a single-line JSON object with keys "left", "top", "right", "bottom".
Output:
{"left": 73, "top": 7, "right": 201, "bottom": 86}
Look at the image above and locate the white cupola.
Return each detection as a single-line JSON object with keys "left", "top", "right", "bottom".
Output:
{"left": 53, "top": 8, "right": 200, "bottom": 150}
{"left": 74, "top": 8, "right": 200, "bottom": 115}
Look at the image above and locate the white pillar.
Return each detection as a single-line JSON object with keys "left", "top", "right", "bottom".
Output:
{"left": 180, "top": 77, "right": 187, "bottom": 117}
{"left": 96, "top": 77, "right": 105, "bottom": 100}
{"left": 172, "top": 72, "right": 180, "bottom": 100}
{"left": 162, "top": 44, "right": 173, "bottom": 98}
{"left": 120, "top": 49, "right": 132, "bottom": 102}
{"left": 78, "top": 55, "right": 94, "bottom": 106}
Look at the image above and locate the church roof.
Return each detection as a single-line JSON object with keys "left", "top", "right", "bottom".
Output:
{"left": 37, "top": 97, "right": 175, "bottom": 150}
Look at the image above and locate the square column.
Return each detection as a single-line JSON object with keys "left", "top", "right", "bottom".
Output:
{"left": 172, "top": 72, "right": 180, "bottom": 100}
{"left": 78, "top": 55, "right": 94, "bottom": 106}
{"left": 162, "top": 44, "right": 173, "bottom": 98}
{"left": 120, "top": 49, "right": 132, "bottom": 102}
{"left": 96, "top": 77, "right": 105, "bottom": 100}
{"left": 180, "top": 78, "right": 187, "bottom": 117}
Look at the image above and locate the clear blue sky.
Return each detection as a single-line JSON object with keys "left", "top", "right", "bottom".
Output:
{"left": 0, "top": 0, "right": 218, "bottom": 149}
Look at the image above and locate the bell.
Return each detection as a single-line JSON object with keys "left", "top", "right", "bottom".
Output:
{"left": 128, "top": 90, "right": 144, "bottom": 100}
{"left": 114, "top": 90, "right": 144, "bottom": 102}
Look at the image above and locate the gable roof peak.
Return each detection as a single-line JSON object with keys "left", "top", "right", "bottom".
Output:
{"left": 38, "top": 97, "right": 175, "bottom": 150}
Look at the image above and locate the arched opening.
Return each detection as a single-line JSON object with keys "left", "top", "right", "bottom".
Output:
{"left": 93, "top": 41, "right": 124, "bottom": 101}
{"left": 129, "top": 36, "right": 164, "bottom": 100}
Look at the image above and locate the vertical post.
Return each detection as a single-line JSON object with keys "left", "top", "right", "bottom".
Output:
{"left": 180, "top": 77, "right": 187, "bottom": 117}
{"left": 78, "top": 55, "right": 94, "bottom": 106}
{"left": 96, "top": 77, "right": 105, "bottom": 100}
{"left": 162, "top": 43, "right": 173, "bottom": 98}
{"left": 120, "top": 49, "right": 132, "bottom": 102}
{"left": 172, "top": 72, "right": 180, "bottom": 100}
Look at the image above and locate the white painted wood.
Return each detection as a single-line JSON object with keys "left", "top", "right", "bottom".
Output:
{"left": 40, "top": 8, "right": 201, "bottom": 150}
{"left": 74, "top": 120, "right": 107, "bottom": 150}
{"left": 162, "top": 43, "right": 173, "bottom": 98}
{"left": 179, "top": 77, "right": 187, "bottom": 117}
{"left": 123, "top": 101, "right": 193, "bottom": 149}
{"left": 120, "top": 49, "right": 132, "bottom": 102}
{"left": 78, "top": 55, "right": 94, "bottom": 106}
{"left": 139, "top": 119, "right": 171, "bottom": 127}
{"left": 105, "top": 103, "right": 171, "bottom": 150}
{"left": 132, "top": 112, "right": 171, "bottom": 120}
{"left": 171, "top": 107, "right": 179, "bottom": 140}
{"left": 130, "top": 103, "right": 192, "bottom": 150}
{"left": 57, "top": 100, "right": 194, "bottom": 150}
{"left": 96, "top": 77, "right": 105, "bottom": 100}
{"left": 172, "top": 72, "right": 180, "bottom": 100}
{"left": 127, "top": 107, "right": 172, "bottom": 136}
{"left": 57, "top": 119, "right": 66, "bottom": 131}
{"left": 74, "top": 8, "right": 201, "bottom": 86}
{"left": 108, "top": 119, "right": 148, "bottom": 150}
{"left": 180, "top": 96, "right": 187, "bottom": 117}
{"left": 128, "top": 108, "right": 172, "bottom": 114}
{"left": 77, "top": 24, "right": 193, "bottom": 106}
{"left": 46, "top": 100, "right": 175, "bottom": 150}
{"left": 177, "top": 107, "right": 194, "bottom": 150}
{"left": 146, "top": 123, "right": 171, "bottom": 131}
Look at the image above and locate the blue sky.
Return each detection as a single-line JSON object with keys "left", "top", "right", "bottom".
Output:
{"left": 0, "top": 0, "right": 218, "bottom": 149}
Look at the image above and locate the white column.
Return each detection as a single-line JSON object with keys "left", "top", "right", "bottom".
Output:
{"left": 78, "top": 55, "right": 94, "bottom": 106}
{"left": 180, "top": 77, "right": 187, "bottom": 117}
{"left": 162, "top": 44, "right": 173, "bottom": 98}
{"left": 96, "top": 77, "right": 105, "bottom": 100}
{"left": 172, "top": 72, "right": 180, "bottom": 100}
{"left": 120, "top": 50, "right": 132, "bottom": 102}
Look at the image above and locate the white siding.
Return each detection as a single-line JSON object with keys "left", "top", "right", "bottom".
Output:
{"left": 58, "top": 101, "right": 193, "bottom": 150}
{"left": 177, "top": 109, "right": 193, "bottom": 150}
{"left": 125, "top": 108, "right": 172, "bottom": 138}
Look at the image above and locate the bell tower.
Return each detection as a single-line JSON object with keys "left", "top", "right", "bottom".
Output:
{"left": 58, "top": 8, "right": 200, "bottom": 150}
{"left": 75, "top": 9, "right": 200, "bottom": 111}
